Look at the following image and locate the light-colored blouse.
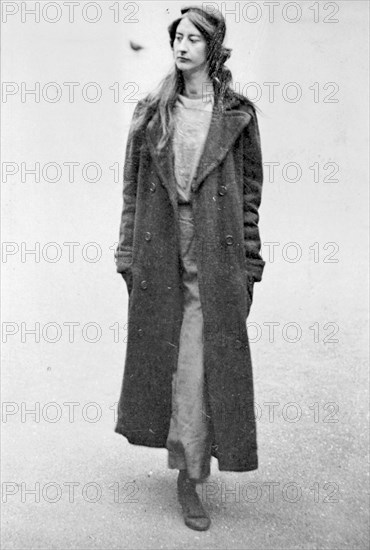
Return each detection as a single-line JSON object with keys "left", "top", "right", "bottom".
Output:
{"left": 172, "top": 92, "right": 214, "bottom": 204}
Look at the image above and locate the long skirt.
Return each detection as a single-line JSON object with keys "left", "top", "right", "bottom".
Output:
{"left": 165, "top": 203, "right": 213, "bottom": 482}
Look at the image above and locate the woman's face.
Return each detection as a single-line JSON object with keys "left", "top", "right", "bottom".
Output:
{"left": 173, "top": 17, "right": 208, "bottom": 75}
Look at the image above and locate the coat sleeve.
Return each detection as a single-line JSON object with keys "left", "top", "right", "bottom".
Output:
{"left": 242, "top": 108, "right": 265, "bottom": 283}
{"left": 115, "top": 101, "right": 145, "bottom": 274}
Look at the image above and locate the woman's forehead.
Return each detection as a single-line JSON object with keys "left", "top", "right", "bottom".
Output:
{"left": 176, "top": 17, "right": 202, "bottom": 36}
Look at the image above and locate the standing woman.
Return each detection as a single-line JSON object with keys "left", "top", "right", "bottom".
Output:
{"left": 115, "top": 5, "right": 265, "bottom": 532}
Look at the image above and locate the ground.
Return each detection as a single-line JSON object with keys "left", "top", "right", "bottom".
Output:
{"left": 2, "top": 280, "right": 368, "bottom": 549}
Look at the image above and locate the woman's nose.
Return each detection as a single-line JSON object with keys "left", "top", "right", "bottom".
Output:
{"left": 178, "top": 38, "right": 188, "bottom": 52}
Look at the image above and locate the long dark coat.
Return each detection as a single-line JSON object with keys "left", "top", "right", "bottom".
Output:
{"left": 114, "top": 91, "right": 265, "bottom": 472}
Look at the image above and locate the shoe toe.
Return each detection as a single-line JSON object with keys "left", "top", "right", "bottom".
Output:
{"left": 185, "top": 516, "right": 211, "bottom": 531}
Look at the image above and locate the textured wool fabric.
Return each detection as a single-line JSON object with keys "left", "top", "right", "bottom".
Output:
{"left": 173, "top": 93, "right": 214, "bottom": 204}
{"left": 115, "top": 91, "right": 264, "bottom": 472}
{"left": 166, "top": 204, "right": 213, "bottom": 482}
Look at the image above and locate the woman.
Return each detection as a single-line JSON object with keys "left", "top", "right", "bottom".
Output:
{"left": 114, "top": 5, "right": 265, "bottom": 532}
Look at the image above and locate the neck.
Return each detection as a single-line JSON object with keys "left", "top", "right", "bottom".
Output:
{"left": 182, "top": 69, "right": 213, "bottom": 99}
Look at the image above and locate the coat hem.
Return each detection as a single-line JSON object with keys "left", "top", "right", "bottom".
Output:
{"left": 217, "top": 462, "right": 258, "bottom": 473}
{"left": 115, "top": 426, "right": 258, "bottom": 472}
{"left": 115, "top": 425, "right": 168, "bottom": 449}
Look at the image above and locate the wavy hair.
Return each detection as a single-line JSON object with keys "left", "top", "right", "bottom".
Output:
{"left": 131, "top": 6, "right": 254, "bottom": 151}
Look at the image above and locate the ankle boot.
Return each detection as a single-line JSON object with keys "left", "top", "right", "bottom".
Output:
{"left": 177, "top": 470, "right": 211, "bottom": 531}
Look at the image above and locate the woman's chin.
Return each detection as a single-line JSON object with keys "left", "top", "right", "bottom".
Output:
{"left": 176, "top": 61, "right": 190, "bottom": 72}
{"left": 176, "top": 64, "right": 200, "bottom": 77}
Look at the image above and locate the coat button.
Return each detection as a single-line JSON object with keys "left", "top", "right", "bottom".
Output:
{"left": 144, "top": 231, "right": 152, "bottom": 241}
{"left": 140, "top": 280, "right": 148, "bottom": 290}
{"left": 225, "top": 234, "right": 234, "bottom": 245}
{"left": 235, "top": 339, "right": 242, "bottom": 349}
{"left": 191, "top": 183, "right": 196, "bottom": 191}
{"left": 218, "top": 185, "right": 227, "bottom": 196}
{"left": 149, "top": 182, "right": 156, "bottom": 192}
{"left": 138, "top": 328, "right": 144, "bottom": 337}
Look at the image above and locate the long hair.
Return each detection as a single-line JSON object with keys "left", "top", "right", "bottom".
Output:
{"left": 131, "top": 6, "right": 253, "bottom": 151}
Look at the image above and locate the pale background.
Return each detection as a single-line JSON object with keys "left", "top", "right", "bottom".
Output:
{"left": 1, "top": 1, "right": 369, "bottom": 549}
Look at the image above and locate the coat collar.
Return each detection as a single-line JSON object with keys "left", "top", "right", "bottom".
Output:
{"left": 145, "top": 94, "right": 252, "bottom": 207}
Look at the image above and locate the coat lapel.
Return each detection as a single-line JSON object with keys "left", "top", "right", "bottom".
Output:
{"left": 145, "top": 97, "right": 251, "bottom": 202}
{"left": 192, "top": 105, "right": 251, "bottom": 193}
{"left": 145, "top": 121, "right": 178, "bottom": 210}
